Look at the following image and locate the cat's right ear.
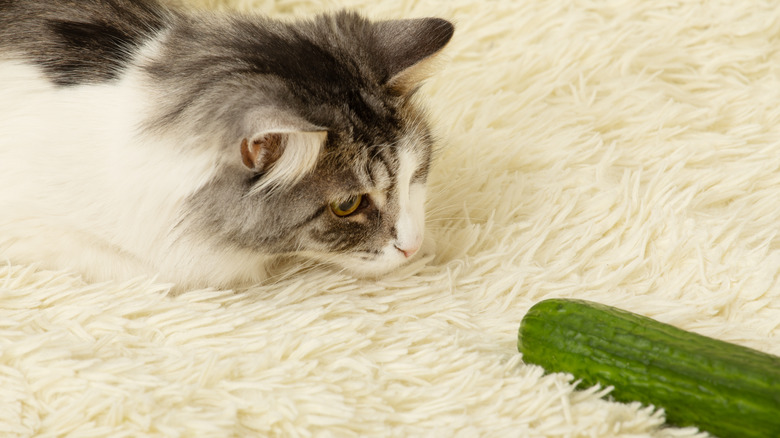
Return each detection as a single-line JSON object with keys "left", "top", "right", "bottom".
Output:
{"left": 374, "top": 17, "right": 455, "bottom": 95}
{"left": 240, "top": 130, "right": 327, "bottom": 191}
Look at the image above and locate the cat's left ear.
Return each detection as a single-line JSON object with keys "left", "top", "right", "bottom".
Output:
{"left": 374, "top": 17, "right": 455, "bottom": 95}
{"left": 239, "top": 107, "right": 328, "bottom": 191}
{"left": 240, "top": 129, "right": 327, "bottom": 191}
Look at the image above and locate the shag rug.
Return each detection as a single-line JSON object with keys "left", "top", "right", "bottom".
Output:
{"left": 3, "top": 0, "right": 780, "bottom": 436}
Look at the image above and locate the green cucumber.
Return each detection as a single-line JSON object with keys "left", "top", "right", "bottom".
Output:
{"left": 517, "top": 298, "right": 780, "bottom": 438}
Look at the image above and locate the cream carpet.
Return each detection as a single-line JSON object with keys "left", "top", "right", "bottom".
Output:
{"left": 3, "top": 0, "right": 780, "bottom": 436}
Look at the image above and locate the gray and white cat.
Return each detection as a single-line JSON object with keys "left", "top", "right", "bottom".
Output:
{"left": 0, "top": 0, "right": 454, "bottom": 288}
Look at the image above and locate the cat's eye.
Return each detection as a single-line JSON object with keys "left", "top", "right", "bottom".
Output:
{"left": 330, "top": 194, "right": 363, "bottom": 217}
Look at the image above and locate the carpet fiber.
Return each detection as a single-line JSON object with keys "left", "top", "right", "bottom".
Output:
{"left": 3, "top": 0, "right": 780, "bottom": 436}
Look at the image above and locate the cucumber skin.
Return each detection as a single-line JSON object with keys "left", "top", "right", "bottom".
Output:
{"left": 517, "top": 299, "right": 780, "bottom": 438}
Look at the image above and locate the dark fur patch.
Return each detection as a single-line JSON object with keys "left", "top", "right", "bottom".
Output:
{"left": 0, "top": 0, "right": 170, "bottom": 86}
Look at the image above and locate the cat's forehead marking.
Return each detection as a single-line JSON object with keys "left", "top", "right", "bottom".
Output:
{"left": 364, "top": 147, "right": 393, "bottom": 189}
{"left": 397, "top": 148, "right": 422, "bottom": 202}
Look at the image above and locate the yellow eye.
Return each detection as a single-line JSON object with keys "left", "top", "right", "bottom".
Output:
{"left": 330, "top": 194, "right": 363, "bottom": 217}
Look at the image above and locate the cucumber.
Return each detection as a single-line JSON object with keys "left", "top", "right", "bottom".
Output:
{"left": 517, "top": 298, "right": 780, "bottom": 438}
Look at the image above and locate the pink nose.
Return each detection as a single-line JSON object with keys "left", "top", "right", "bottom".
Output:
{"left": 394, "top": 244, "right": 419, "bottom": 258}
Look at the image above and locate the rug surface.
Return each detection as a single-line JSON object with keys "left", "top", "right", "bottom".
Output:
{"left": 3, "top": 0, "right": 780, "bottom": 436}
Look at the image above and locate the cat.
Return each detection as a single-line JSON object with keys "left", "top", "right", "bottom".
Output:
{"left": 0, "top": 0, "right": 454, "bottom": 289}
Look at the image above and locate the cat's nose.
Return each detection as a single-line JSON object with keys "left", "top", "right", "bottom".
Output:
{"left": 394, "top": 243, "right": 419, "bottom": 258}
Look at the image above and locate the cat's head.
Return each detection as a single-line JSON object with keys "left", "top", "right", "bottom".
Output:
{"left": 151, "top": 11, "right": 453, "bottom": 277}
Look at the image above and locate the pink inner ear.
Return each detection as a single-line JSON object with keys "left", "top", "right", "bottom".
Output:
{"left": 240, "top": 138, "right": 256, "bottom": 169}
{"left": 241, "top": 134, "right": 284, "bottom": 171}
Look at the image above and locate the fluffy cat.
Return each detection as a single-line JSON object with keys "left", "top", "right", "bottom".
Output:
{"left": 0, "top": 0, "right": 454, "bottom": 289}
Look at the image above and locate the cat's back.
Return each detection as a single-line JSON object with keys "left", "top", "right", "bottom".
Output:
{"left": 0, "top": 0, "right": 174, "bottom": 176}
{"left": 0, "top": 0, "right": 183, "bottom": 258}
{"left": 0, "top": 0, "right": 172, "bottom": 86}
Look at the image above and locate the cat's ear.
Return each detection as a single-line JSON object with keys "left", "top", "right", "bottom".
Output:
{"left": 240, "top": 129, "right": 327, "bottom": 191}
{"left": 374, "top": 17, "right": 455, "bottom": 95}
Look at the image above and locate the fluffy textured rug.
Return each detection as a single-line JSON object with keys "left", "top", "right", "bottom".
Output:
{"left": 3, "top": 0, "right": 780, "bottom": 436}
